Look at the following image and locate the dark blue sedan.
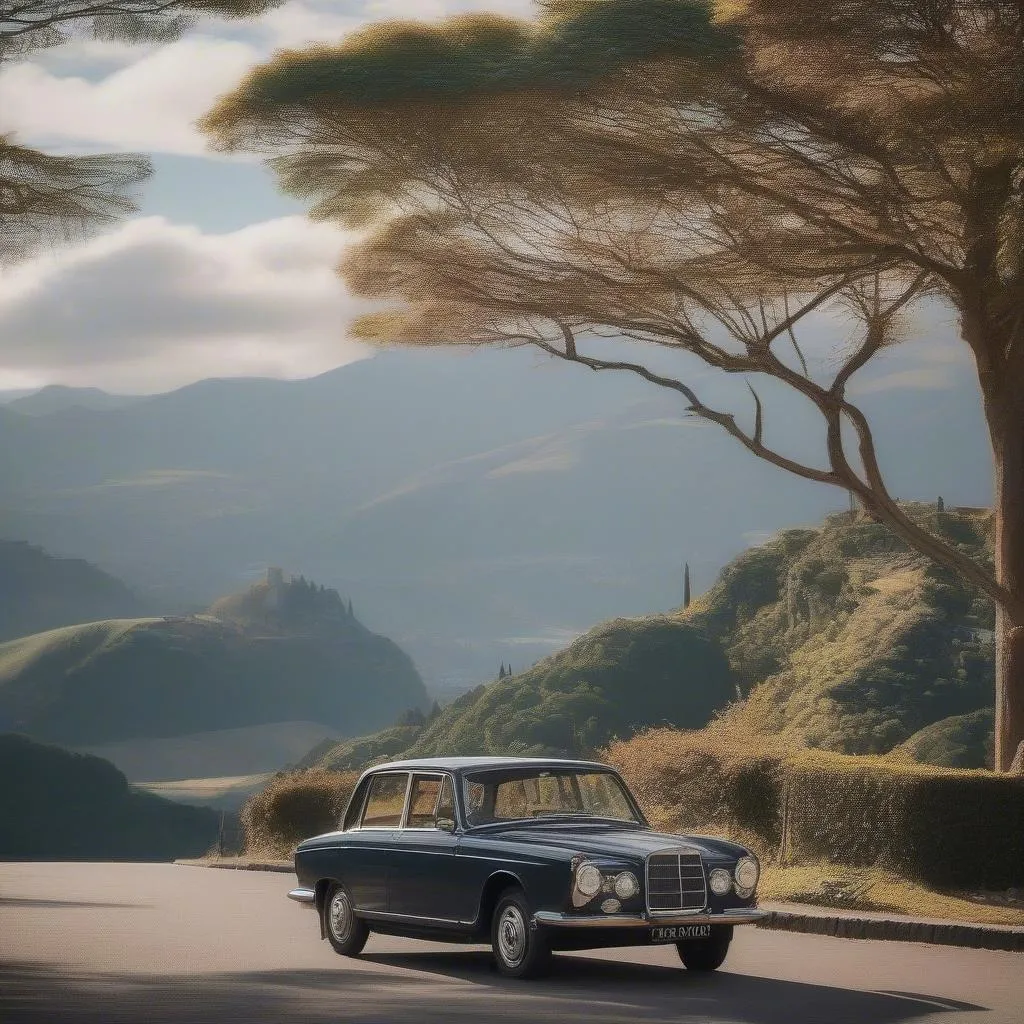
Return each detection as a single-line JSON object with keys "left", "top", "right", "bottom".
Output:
{"left": 288, "top": 756, "right": 766, "bottom": 978}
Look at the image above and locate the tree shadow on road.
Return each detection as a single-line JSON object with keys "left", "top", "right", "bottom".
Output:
{"left": 0, "top": 957, "right": 985, "bottom": 1024}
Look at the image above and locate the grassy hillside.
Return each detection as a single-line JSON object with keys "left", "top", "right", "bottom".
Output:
{"left": 0, "top": 539, "right": 144, "bottom": 642}
{"left": 298, "top": 504, "right": 995, "bottom": 774}
{"left": 0, "top": 733, "right": 219, "bottom": 860}
{"left": 0, "top": 607, "right": 428, "bottom": 746}
{"left": 685, "top": 504, "right": 995, "bottom": 764}
{"left": 307, "top": 616, "right": 736, "bottom": 767}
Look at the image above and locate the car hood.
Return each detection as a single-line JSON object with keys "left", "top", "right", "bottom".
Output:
{"left": 468, "top": 822, "right": 749, "bottom": 863}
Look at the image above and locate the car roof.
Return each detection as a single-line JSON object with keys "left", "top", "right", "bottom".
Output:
{"left": 362, "top": 756, "right": 616, "bottom": 775}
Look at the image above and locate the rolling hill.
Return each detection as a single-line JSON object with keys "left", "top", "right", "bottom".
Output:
{"left": 0, "top": 539, "right": 144, "bottom": 642}
{"left": 0, "top": 578, "right": 429, "bottom": 747}
{"left": 305, "top": 504, "right": 997, "bottom": 772}
{"left": 0, "top": 733, "right": 219, "bottom": 860}
{"left": 311, "top": 615, "right": 737, "bottom": 767}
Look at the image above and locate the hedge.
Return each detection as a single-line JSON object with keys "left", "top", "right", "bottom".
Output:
{"left": 607, "top": 728, "right": 1024, "bottom": 890}
{"left": 240, "top": 769, "right": 359, "bottom": 858}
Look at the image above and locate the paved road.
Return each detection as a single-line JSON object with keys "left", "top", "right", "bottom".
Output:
{"left": 1, "top": 864, "right": 1021, "bottom": 1024}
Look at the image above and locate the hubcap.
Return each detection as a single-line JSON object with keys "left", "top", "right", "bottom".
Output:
{"left": 328, "top": 890, "right": 353, "bottom": 943}
{"left": 497, "top": 904, "right": 527, "bottom": 967}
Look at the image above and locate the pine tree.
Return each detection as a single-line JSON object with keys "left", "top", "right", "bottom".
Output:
{"left": 684, "top": 563, "right": 691, "bottom": 610}
{"left": 937, "top": 496, "right": 945, "bottom": 513}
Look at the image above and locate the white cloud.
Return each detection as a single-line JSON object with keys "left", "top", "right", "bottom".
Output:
{"left": 0, "top": 36, "right": 260, "bottom": 155}
{"left": 0, "top": 216, "right": 373, "bottom": 392}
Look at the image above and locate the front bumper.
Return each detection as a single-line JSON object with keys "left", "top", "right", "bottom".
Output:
{"left": 533, "top": 907, "right": 767, "bottom": 929}
{"left": 288, "top": 887, "right": 316, "bottom": 906}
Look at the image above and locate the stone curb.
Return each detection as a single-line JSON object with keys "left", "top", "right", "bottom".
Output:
{"left": 757, "top": 909, "right": 1024, "bottom": 952}
{"left": 175, "top": 858, "right": 292, "bottom": 872}
{"left": 176, "top": 859, "right": 1024, "bottom": 952}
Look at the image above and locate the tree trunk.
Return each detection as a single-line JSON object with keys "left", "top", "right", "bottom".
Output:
{"left": 992, "top": 403, "right": 1024, "bottom": 773}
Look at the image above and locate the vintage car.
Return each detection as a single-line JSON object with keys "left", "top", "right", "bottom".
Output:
{"left": 287, "top": 756, "right": 766, "bottom": 978}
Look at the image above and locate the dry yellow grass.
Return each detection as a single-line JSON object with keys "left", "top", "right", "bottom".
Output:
{"left": 761, "top": 863, "right": 1024, "bottom": 927}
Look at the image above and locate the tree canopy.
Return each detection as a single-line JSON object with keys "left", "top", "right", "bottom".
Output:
{"left": 203, "top": 0, "right": 1024, "bottom": 770}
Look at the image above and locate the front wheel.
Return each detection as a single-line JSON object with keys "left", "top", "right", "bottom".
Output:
{"left": 491, "top": 889, "right": 551, "bottom": 979}
{"left": 676, "top": 925, "right": 732, "bottom": 971}
{"left": 323, "top": 882, "right": 369, "bottom": 957}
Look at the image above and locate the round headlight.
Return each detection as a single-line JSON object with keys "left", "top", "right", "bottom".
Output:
{"left": 735, "top": 856, "right": 759, "bottom": 892}
{"left": 575, "top": 862, "right": 603, "bottom": 898}
{"left": 709, "top": 868, "right": 732, "bottom": 895}
{"left": 613, "top": 871, "right": 639, "bottom": 899}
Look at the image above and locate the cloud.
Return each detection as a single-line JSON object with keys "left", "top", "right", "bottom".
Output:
{"left": 0, "top": 36, "right": 261, "bottom": 156}
{"left": 0, "top": 216, "right": 373, "bottom": 392}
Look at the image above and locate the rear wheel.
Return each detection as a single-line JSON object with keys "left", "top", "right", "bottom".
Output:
{"left": 676, "top": 926, "right": 732, "bottom": 972}
{"left": 323, "top": 882, "right": 369, "bottom": 957}
{"left": 491, "top": 889, "right": 551, "bottom": 979}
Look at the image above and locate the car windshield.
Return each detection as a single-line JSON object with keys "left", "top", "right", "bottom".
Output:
{"left": 462, "top": 768, "right": 642, "bottom": 826}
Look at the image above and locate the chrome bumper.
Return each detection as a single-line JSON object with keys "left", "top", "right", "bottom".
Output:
{"left": 533, "top": 907, "right": 768, "bottom": 929}
{"left": 288, "top": 887, "right": 316, "bottom": 907}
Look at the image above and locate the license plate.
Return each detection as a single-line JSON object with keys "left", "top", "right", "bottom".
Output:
{"left": 650, "top": 924, "right": 711, "bottom": 942}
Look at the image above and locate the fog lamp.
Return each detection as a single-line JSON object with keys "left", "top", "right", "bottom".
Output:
{"left": 613, "top": 871, "right": 639, "bottom": 899}
{"left": 709, "top": 868, "right": 732, "bottom": 895}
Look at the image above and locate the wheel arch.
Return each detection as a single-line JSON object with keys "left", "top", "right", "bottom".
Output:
{"left": 476, "top": 869, "right": 527, "bottom": 931}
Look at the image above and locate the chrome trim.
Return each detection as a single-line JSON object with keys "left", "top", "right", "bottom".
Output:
{"left": 288, "top": 887, "right": 316, "bottom": 906}
{"left": 645, "top": 846, "right": 707, "bottom": 916}
{"left": 358, "top": 908, "right": 466, "bottom": 926}
{"left": 533, "top": 908, "right": 768, "bottom": 929}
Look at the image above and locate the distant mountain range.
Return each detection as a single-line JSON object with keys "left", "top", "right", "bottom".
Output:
{"left": 0, "top": 384, "right": 143, "bottom": 416}
{"left": 0, "top": 345, "right": 992, "bottom": 689}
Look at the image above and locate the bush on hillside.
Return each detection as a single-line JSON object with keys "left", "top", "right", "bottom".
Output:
{"left": 408, "top": 617, "right": 736, "bottom": 758}
{"left": 240, "top": 769, "right": 359, "bottom": 857}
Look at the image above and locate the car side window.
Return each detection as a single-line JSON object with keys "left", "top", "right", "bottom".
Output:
{"left": 404, "top": 774, "right": 457, "bottom": 829}
{"left": 360, "top": 773, "right": 409, "bottom": 828}
{"left": 436, "top": 775, "right": 455, "bottom": 828}
{"left": 406, "top": 775, "right": 443, "bottom": 828}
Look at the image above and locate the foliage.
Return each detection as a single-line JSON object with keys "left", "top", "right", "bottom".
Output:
{"left": 892, "top": 709, "right": 995, "bottom": 770}
{"left": 689, "top": 506, "right": 996, "bottom": 761}
{"left": 0, "top": 538, "right": 142, "bottom": 642}
{"left": 240, "top": 768, "right": 359, "bottom": 857}
{"left": 0, "top": 610, "right": 428, "bottom": 745}
{"left": 304, "top": 724, "right": 424, "bottom": 772}
{"left": 406, "top": 616, "right": 735, "bottom": 758}
{"left": 0, "top": 732, "right": 218, "bottom": 860}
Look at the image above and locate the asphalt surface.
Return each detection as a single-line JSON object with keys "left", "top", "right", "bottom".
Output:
{"left": 1, "top": 863, "right": 1021, "bottom": 1024}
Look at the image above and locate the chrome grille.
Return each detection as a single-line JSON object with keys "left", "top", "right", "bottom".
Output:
{"left": 646, "top": 849, "right": 706, "bottom": 914}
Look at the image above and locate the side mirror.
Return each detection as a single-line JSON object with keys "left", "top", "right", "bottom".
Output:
{"left": 436, "top": 817, "right": 456, "bottom": 833}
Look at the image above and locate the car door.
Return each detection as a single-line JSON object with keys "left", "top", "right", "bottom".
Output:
{"left": 346, "top": 770, "right": 409, "bottom": 914}
{"left": 390, "top": 773, "right": 469, "bottom": 922}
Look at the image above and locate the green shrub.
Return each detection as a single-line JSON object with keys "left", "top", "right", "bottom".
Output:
{"left": 240, "top": 769, "right": 359, "bottom": 857}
